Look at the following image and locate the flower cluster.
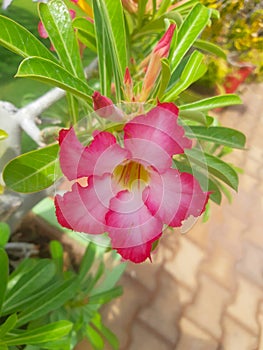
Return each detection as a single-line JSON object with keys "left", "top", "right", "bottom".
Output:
{"left": 55, "top": 102, "right": 209, "bottom": 263}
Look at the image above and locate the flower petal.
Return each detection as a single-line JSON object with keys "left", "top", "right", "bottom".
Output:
{"left": 124, "top": 103, "right": 192, "bottom": 172}
{"left": 106, "top": 188, "right": 163, "bottom": 262}
{"left": 55, "top": 174, "right": 115, "bottom": 234}
{"left": 144, "top": 168, "right": 209, "bottom": 227}
{"left": 59, "top": 128, "right": 128, "bottom": 180}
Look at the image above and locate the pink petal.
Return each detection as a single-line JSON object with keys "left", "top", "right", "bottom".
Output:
{"left": 38, "top": 21, "right": 48, "bottom": 39}
{"left": 55, "top": 174, "right": 115, "bottom": 234}
{"left": 106, "top": 189, "right": 163, "bottom": 262}
{"left": 58, "top": 128, "right": 128, "bottom": 180}
{"left": 144, "top": 168, "right": 209, "bottom": 227}
{"left": 124, "top": 103, "right": 192, "bottom": 172}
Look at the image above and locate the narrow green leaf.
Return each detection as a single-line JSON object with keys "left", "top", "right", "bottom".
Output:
{"left": 3, "top": 143, "right": 59, "bottom": 193}
{"left": 172, "top": 0, "right": 199, "bottom": 13}
{"left": 0, "top": 314, "right": 17, "bottom": 338}
{"left": 2, "top": 321, "right": 72, "bottom": 346}
{"left": 16, "top": 57, "right": 93, "bottom": 104}
{"left": 73, "top": 17, "right": 97, "bottom": 52}
{"left": 39, "top": 0, "right": 85, "bottom": 80}
{"left": 85, "top": 326, "right": 104, "bottom": 350}
{"left": 157, "top": 58, "right": 171, "bottom": 99}
{"left": 179, "top": 110, "right": 207, "bottom": 125}
{"left": 16, "top": 278, "right": 79, "bottom": 327}
{"left": 164, "top": 51, "right": 206, "bottom": 100}
{"left": 180, "top": 94, "right": 242, "bottom": 112}
{"left": 79, "top": 243, "right": 96, "bottom": 281}
{"left": 0, "top": 15, "right": 57, "bottom": 61}
{"left": 91, "top": 313, "right": 119, "bottom": 350}
{"left": 89, "top": 286, "right": 123, "bottom": 304}
{"left": 50, "top": 241, "right": 64, "bottom": 275}
{"left": 93, "top": 263, "right": 126, "bottom": 294}
{"left": 0, "top": 223, "right": 10, "bottom": 247}
{"left": 185, "top": 126, "right": 246, "bottom": 149}
{"left": 0, "top": 130, "right": 8, "bottom": 141}
{"left": 4, "top": 260, "right": 56, "bottom": 309}
{"left": 185, "top": 148, "right": 239, "bottom": 191}
{"left": 0, "top": 248, "right": 8, "bottom": 315}
{"left": 194, "top": 39, "right": 227, "bottom": 59}
{"left": 170, "top": 4, "right": 210, "bottom": 74}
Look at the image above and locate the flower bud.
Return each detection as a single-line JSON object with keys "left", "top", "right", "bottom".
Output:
{"left": 92, "top": 91, "right": 124, "bottom": 121}
{"left": 140, "top": 24, "right": 176, "bottom": 101}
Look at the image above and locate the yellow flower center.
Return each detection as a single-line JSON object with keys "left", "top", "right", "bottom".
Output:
{"left": 113, "top": 161, "right": 150, "bottom": 190}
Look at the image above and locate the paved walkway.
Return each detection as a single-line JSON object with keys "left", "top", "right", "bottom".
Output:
{"left": 76, "top": 83, "right": 263, "bottom": 350}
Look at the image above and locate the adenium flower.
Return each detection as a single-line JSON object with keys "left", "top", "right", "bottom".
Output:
{"left": 55, "top": 102, "right": 209, "bottom": 263}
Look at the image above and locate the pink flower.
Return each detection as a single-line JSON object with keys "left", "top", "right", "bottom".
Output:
{"left": 55, "top": 102, "right": 209, "bottom": 263}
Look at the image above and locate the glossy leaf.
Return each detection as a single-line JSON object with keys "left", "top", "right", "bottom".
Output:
{"left": 16, "top": 278, "right": 79, "bottom": 326}
{"left": 92, "top": 313, "right": 119, "bottom": 350}
{"left": 0, "top": 314, "right": 17, "bottom": 339}
{"left": 89, "top": 286, "right": 123, "bottom": 304}
{"left": 157, "top": 58, "right": 171, "bottom": 99}
{"left": 170, "top": 4, "right": 210, "bottom": 74}
{"left": 86, "top": 326, "right": 104, "bottom": 350}
{"left": 194, "top": 39, "right": 227, "bottom": 59}
{"left": 0, "top": 222, "right": 10, "bottom": 247}
{"left": 73, "top": 17, "right": 97, "bottom": 52}
{"left": 4, "top": 260, "right": 56, "bottom": 310}
{"left": 3, "top": 143, "right": 59, "bottom": 193}
{"left": 0, "top": 15, "right": 56, "bottom": 61}
{"left": 0, "top": 129, "right": 8, "bottom": 141}
{"left": 93, "top": 0, "right": 127, "bottom": 100}
{"left": 185, "top": 148, "right": 239, "bottom": 191}
{"left": 180, "top": 94, "right": 242, "bottom": 112}
{"left": 50, "top": 240, "right": 64, "bottom": 275}
{"left": 79, "top": 243, "right": 96, "bottom": 281}
{"left": 1, "top": 321, "right": 72, "bottom": 346}
{"left": 164, "top": 50, "right": 206, "bottom": 100}
{"left": 39, "top": 0, "right": 85, "bottom": 80}
{"left": 16, "top": 57, "right": 93, "bottom": 104}
{"left": 0, "top": 248, "right": 8, "bottom": 315}
{"left": 185, "top": 126, "right": 246, "bottom": 149}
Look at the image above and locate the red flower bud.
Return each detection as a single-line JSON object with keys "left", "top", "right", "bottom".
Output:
{"left": 92, "top": 91, "right": 124, "bottom": 121}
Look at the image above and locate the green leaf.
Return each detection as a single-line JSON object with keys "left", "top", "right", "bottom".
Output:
{"left": 16, "top": 57, "right": 93, "bottom": 104}
{"left": 39, "top": 0, "right": 85, "bottom": 80}
{"left": 93, "top": 263, "right": 126, "bottom": 294}
{"left": 89, "top": 286, "right": 123, "bottom": 304}
{"left": 194, "top": 39, "right": 227, "bottom": 59}
{"left": 185, "top": 148, "right": 239, "bottom": 191}
{"left": 180, "top": 94, "right": 242, "bottom": 112}
{"left": 85, "top": 326, "right": 104, "bottom": 350}
{"left": 4, "top": 260, "right": 56, "bottom": 311}
{"left": 73, "top": 17, "right": 97, "bottom": 52}
{"left": 1, "top": 321, "right": 72, "bottom": 346}
{"left": 0, "top": 15, "right": 57, "bottom": 61}
{"left": 170, "top": 4, "right": 210, "bottom": 74}
{"left": 0, "top": 223, "right": 10, "bottom": 247}
{"left": 185, "top": 126, "right": 246, "bottom": 149}
{"left": 78, "top": 243, "right": 96, "bottom": 281}
{"left": 179, "top": 110, "right": 207, "bottom": 125}
{"left": 157, "top": 58, "right": 171, "bottom": 99}
{"left": 0, "top": 314, "right": 17, "bottom": 338}
{"left": 0, "top": 248, "right": 9, "bottom": 315}
{"left": 0, "top": 130, "right": 8, "bottom": 141}
{"left": 93, "top": 0, "right": 127, "bottom": 100}
{"left": 3, "top": 143, "right": 59, "bottom": 193}
{"left": 50, "top": 241, "right": 64, "bottom": 275}
{"left": 91, "top": 313, "right": 118, "bottom": 350}
{"left": 164, "top": 50, "right": 206, "bottom": 100}
{"left": 16, "top": 278, "right": 79, "bottom": 327}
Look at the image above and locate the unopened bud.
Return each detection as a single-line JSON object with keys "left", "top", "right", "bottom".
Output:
{"left": 92, "top": 91, "right": 124, "bottom": 121}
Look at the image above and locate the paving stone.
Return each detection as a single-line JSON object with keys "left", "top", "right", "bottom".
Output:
{"left": 129, "top": 320, "right": 172, "bottom": 350}
{"left": 220, "top": 316, "right": 258, "bottom": 350}
{"left": 227, "top": 275, "right": 263, "bottom": 334}
{"left": 101, "top": 274, "right": 149, "bottom": 349}
{"left": 138, "top": 271, "right": 192, "bottom": 344}
{"left": 176, "top": 317, "right": 219, "bottom": 350}
{"left": 243, "top": 224, "right": 263, "bottom": 249}
{"left": 201, "top": 246, "right": 238, "bottom": 290}
{"left": 185, "top": 273, "right": 231, "bottom": 339}
{"left": 257, "top": 302, "right": 263, "bottom": 350}
{"left": 126, "top": 259, "right": 160, "bottom": 292}
{"left": 164, "top": 237, "right": 205, "bottom": 290}
{"left": 236, "top": 241, "right": 263, "bottom": 287}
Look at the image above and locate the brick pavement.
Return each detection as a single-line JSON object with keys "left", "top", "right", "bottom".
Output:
{"left": 76, "top": 83, "right": 263, "bottom": 350}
